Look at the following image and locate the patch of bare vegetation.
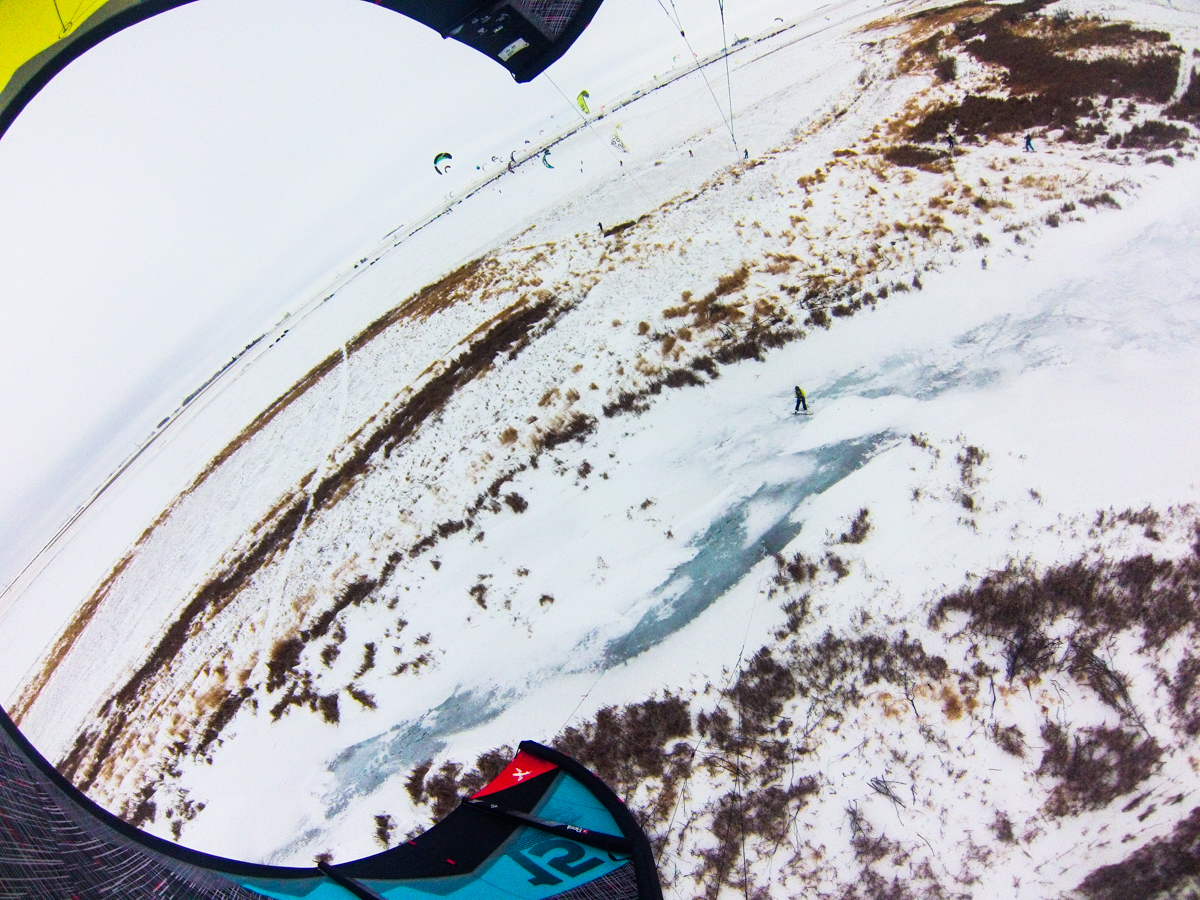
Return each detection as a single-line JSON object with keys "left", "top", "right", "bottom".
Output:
{"left": 404, "top": 747, "right": 514, "bottom": 822}
{"left": 838, "top": 508, "right": 872, "bottom": 545}
{"left": 883, "top": 144, "right": 950, "bottom": 170}
{"left": 1038, "top": 721, "right": 1161, "bottom": 816}
{"left": 930, "top": 540, "right": 1200, "bottom": 666}
{"left": 1079, "top": 804, "right": 1200, "bottom": 900}
{"left": 400, "top": 513, "right": 1200, "bottom": 898}
{"left": 1166, "top": 66, "right": 1200, "bottom": 123}
{"left": 906, "top": 0, "right": 1181, "bottom": 145}
{"left": 52, "top": 292, "right": 576, "bottom": 786}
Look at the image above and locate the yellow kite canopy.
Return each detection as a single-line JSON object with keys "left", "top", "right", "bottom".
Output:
{"left": 0, "top": 0, "right": 605, "bottom": 140}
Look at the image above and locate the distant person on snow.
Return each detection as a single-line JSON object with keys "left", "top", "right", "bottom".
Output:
{"left": 945, "top": 133, "right": 957, "bottom": 153}
{"left": 1024, "top": 133, "right": 1035, "bottom": 152}
{"left": 794, "top": 385, "right": 808, "bottom": 413}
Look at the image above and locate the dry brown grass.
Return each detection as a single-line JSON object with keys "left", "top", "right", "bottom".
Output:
{"left": 882, "top": 144, "right": 950, "bottom": 170}
{"left": 22, "top": 255, "right": 536, "bottom": 727}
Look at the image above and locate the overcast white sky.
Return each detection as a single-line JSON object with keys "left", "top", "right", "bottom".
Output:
{"left": 0, "top": 0, "right": 793, "bottom": 587}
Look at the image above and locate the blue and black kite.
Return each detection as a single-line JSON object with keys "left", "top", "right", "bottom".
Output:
{"left": 0, "top": 706, "right": 661, "bottom": 900}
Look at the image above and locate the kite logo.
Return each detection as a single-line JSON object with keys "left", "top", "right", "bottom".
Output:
{"left": 471, "top": 749, "right": 557, "bottom": 797}
{"left": 509, "top": 839, "right": 604, "bottom": 887}
{"left": 499, "top": 38, "right": 529, "bottom": 61}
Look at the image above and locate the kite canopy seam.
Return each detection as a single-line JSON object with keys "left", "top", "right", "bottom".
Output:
{"left": 0, "top": 0, "right": 606, "bottom": 142}
{"left": 0, "top": 703, "right": 663, "bottom": 900}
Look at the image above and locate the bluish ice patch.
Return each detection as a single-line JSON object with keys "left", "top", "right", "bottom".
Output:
{"left": 322, "top": 687, "right": 503, "bottom": 818}
{"left": 603, "top": 432, "right": 893, "bottom": 665}
{"left": 318, "top": 433, "right": 894, "bottom": 822}
{"left": 818, "top": 310, "right": 1078, "bottom": 403}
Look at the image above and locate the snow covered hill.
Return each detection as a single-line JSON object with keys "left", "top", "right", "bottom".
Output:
{"left": 4, "top": 0, "right": 1200, "bottom": 896}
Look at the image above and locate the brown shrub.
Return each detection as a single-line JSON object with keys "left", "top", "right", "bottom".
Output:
{"left": 929, "top": 541, "right": 1200, "bottom": 656}
{"left": 603, "top": 390, "right": 650, "bottom": 418}
{"left": 663, "top": 368, "right": 705, "bottom": 388}
{"left": 712, "top": 324, "right": 794, "bottom": 365}
{"left": 883, "top": 144, "right": 948, "bottom": 169}
{"left": 534, "top": 412, "right": 597, "bottom": 450}
{"left": 1078, "top": 805, "right": 1200, "bottom": 899}
{"left": 405, "top": 760, "right": 432, "bottom": 804}
{"left": 991, "top": 810, "right": 1016, "bottom": 843}
{"left": 374, "top": 814, "right": 394, "bottom": 847}
{"left": 714, "top": 265, "right": 750, "bottom": 297}
{"left": 353, "top": 642, "right": 376, "bottom": 678}
{"left": 1170, "top": 654, "right": 1200, "bottom": 735}
{"left": 1166, "top": 67, "right": 1200, "bottom": 121}
{"left": 555, "top": 694, "right": 693, "bottom": 796}
{"left": 266, "top": 637, "right": 304, "bottom": 693}
{"left": 726, "top": 650, "right": 797, "bottom": 739}
{"left": 1038, "top": 722, "right": 1162, "bottom": 816}
{"left": 1110, "top": 118, "right": 1189, "bottom": 149}
{"left": 1080, "top": 191, "right": 1121, "bottom": 209}
{"left": 910, "top": 1, "right": 1179, "bottom": 143}
{"left": 469, "top": 583, "right": 488, "bottom": 609}
{"left": 992, "top": 723, "right": 1026, "bottom": 757}
{"left": 690, "top": 356, "right": 720, "bottom": 379}
{"left": 838, "top": 508, "right": 872, "bottom": 544}
{"left": 318, "top": 693, "right": 340, "bottom": 724}
{"left": 775, "top": 552, "right": 818, "bottom": 587}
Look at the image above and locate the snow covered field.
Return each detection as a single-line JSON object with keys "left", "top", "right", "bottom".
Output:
{"left": 3, "top": 0, "right": 1200, "bottom": 896}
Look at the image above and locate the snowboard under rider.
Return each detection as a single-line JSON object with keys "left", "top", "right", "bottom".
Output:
{"left": 794, "top": 386, "right": 808, "bottom": 413}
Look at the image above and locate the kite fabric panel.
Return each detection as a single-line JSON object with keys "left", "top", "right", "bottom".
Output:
{"left": 0, "top": 0, "right": 604, "bottom": 140}
{"left": 0, "top": 704, "right": 663, "bottom": 900}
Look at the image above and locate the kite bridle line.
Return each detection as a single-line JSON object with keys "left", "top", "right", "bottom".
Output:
{"left": 649, "top": 0, "right": 739, "bottom": 156}
{"left": 717, "top": 0, "right": 739, "bottom": 157}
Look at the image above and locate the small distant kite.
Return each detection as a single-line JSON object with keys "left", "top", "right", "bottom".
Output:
{"left": 611, "top": 125, "right": 629, "bottom": 153}
{"left": 577, "top": 89, "right": 591, "bottom": 114}
{"left": 434, "top": 152, "right": 453, "bottom": 174}
{"left": 542, "top": 149, "right": 554, "bottom": 168}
